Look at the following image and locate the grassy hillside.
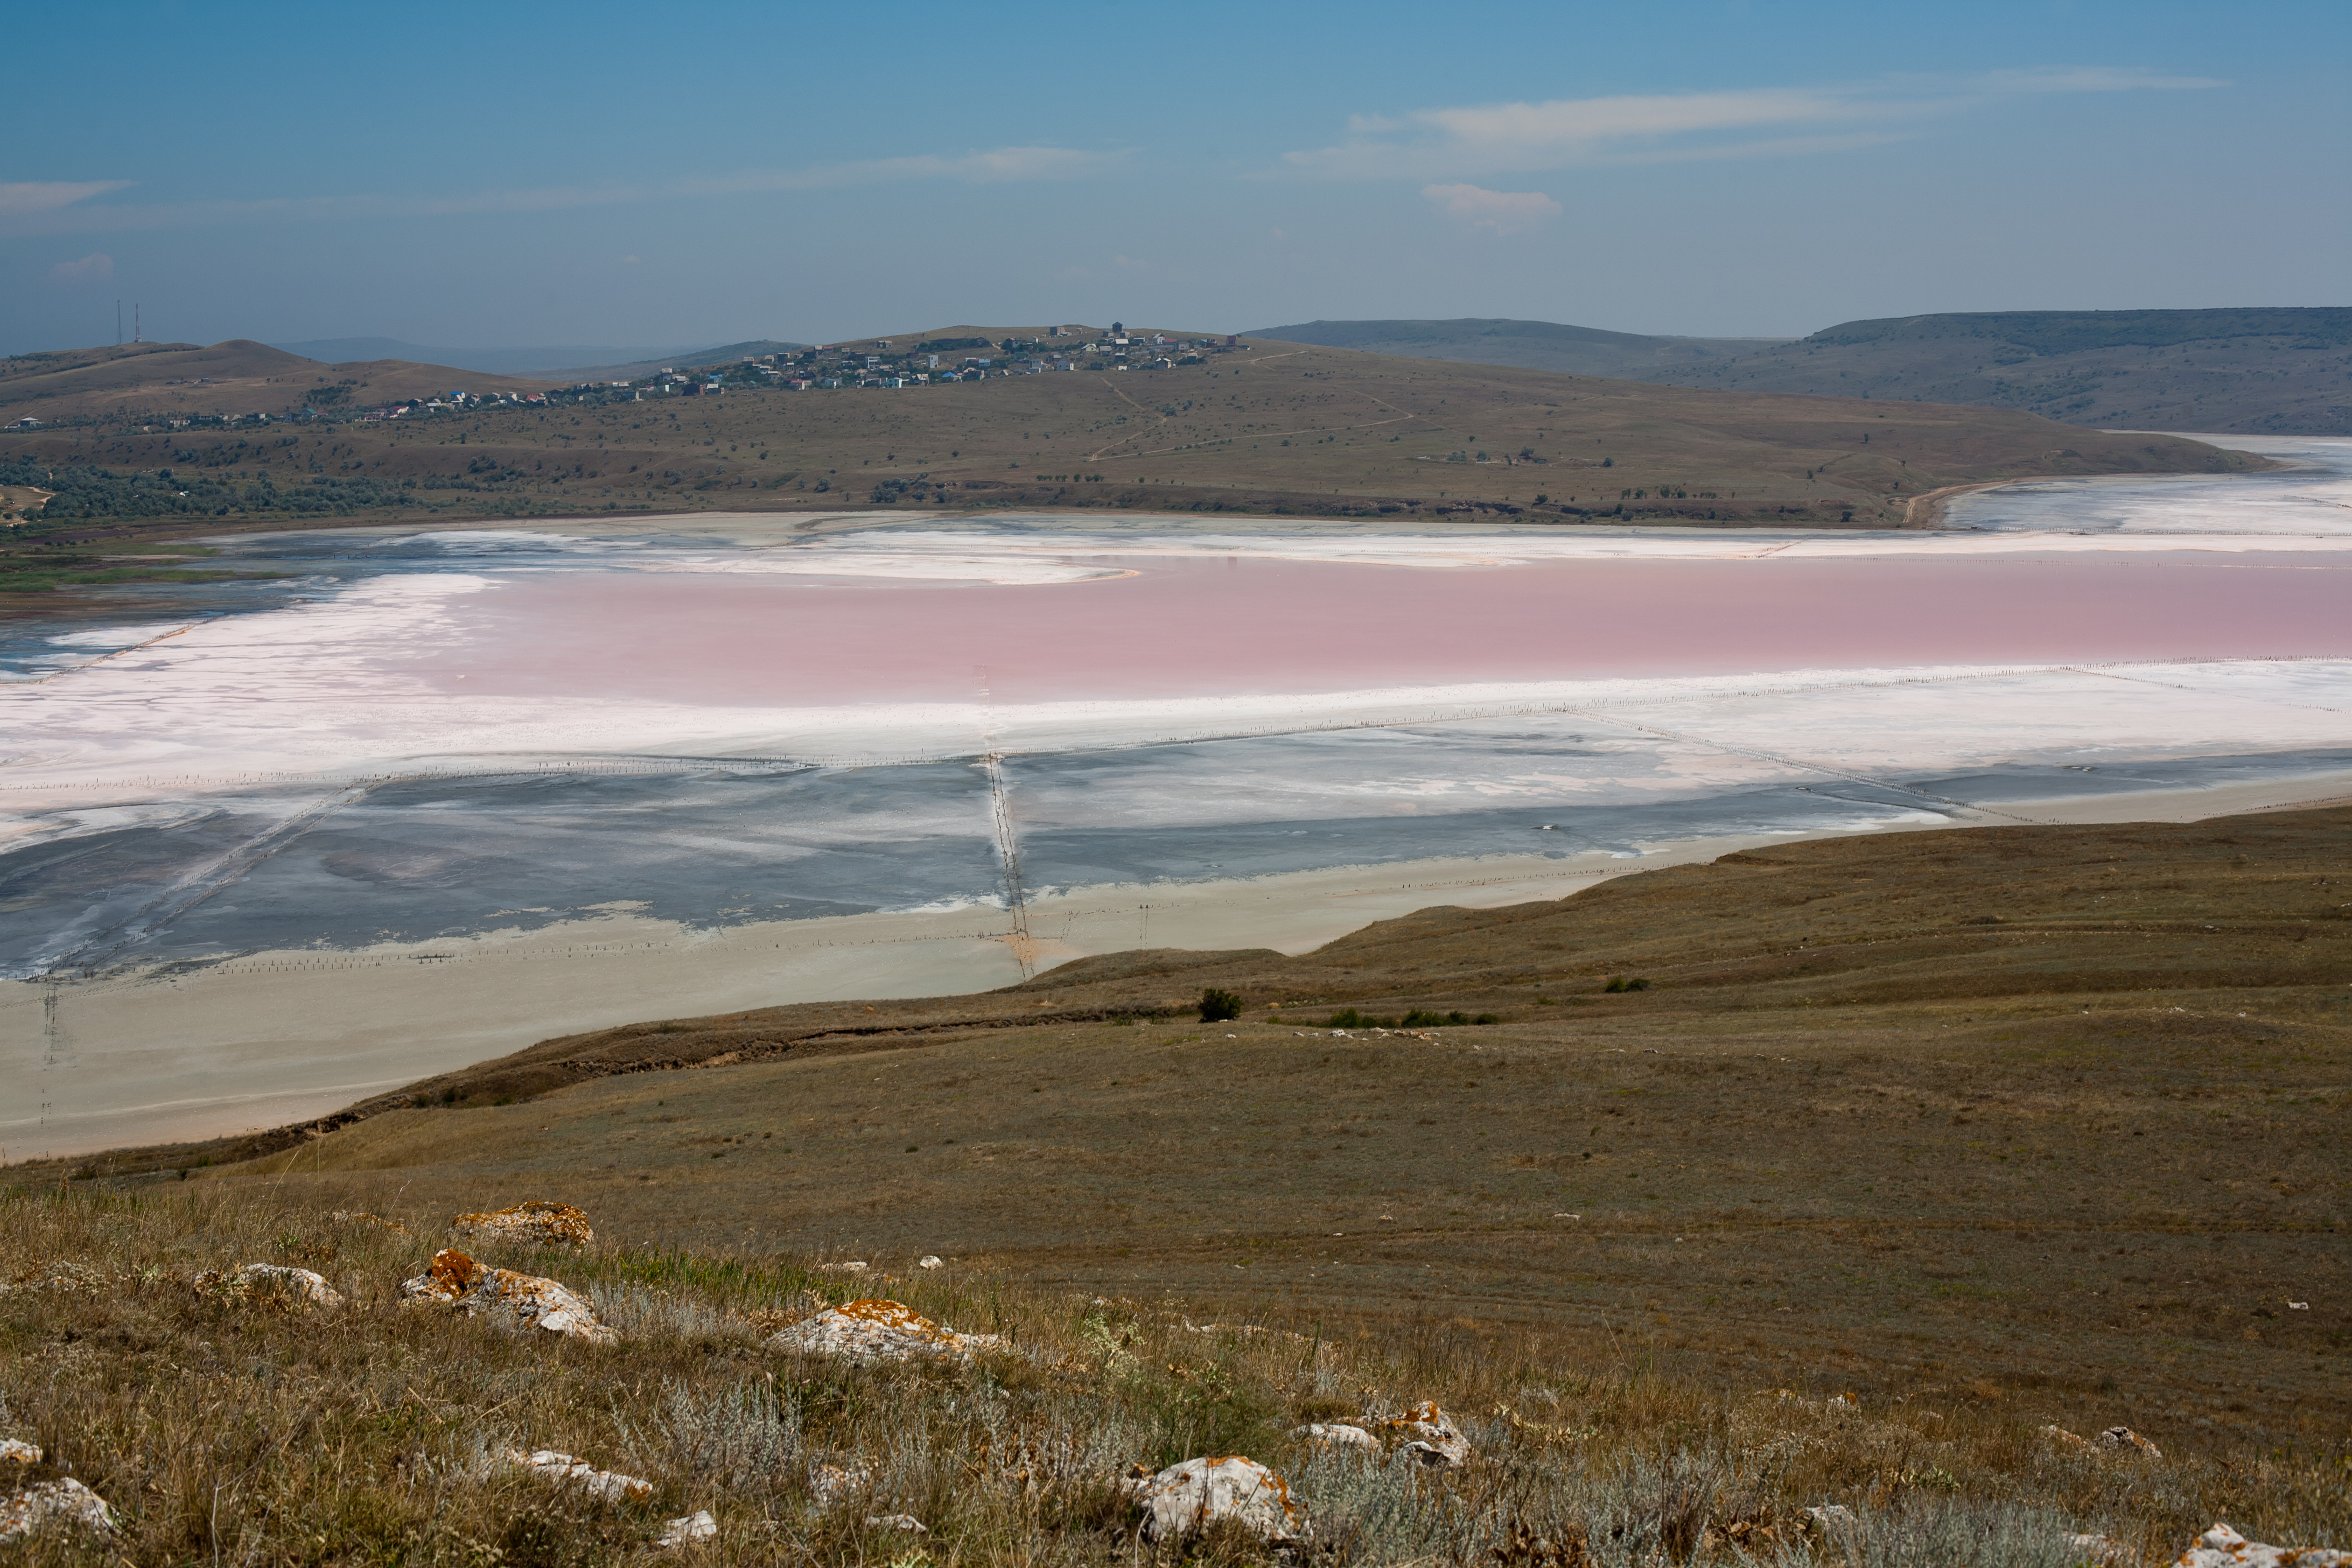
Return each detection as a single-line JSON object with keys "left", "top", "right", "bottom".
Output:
{"left": 9, "top": 804, "right": 2349, "bottom": 1562}
{"left": 1256, "top": 310, "right": 2352, "bottom": 436}
{"left": 36, "top": 806, "right": 2350, "bottom": 1456}
{"left": 0, "top": 329, "right": 2257, "bottom": 550}
{"left": 0, "top": 339, "right": 554, "bottom": 423}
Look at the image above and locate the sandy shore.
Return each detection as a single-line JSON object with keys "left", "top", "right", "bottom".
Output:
{"left": 9, "top": 765, "right": 2351, "bottom": 1161}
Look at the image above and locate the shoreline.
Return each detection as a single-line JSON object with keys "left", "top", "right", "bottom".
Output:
{"left": 10, "top": 764, "right": 2352, "bottom": 1163}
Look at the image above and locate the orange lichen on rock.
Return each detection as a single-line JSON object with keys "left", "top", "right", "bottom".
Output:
{"left": 765, "top": 1298, "right": 1004, "bottom": 1363}
{"left": 400, "top": 1248, "right": 617, "bottom": 1343}
{"left": 2177, "top": 1522, "right": 2351, "bottom": 1566}
{"left": 1371, "top": 1400, "right": 1472, "bottom": 1466}
{"left": 450, "top": 1201, "right": 594, "bottom": 1248}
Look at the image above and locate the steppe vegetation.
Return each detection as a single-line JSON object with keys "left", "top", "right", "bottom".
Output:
{"left": 1254, "top": 309, "right": 2352, "bottom": 436}
{"left": 3, "top": 1184, "right": 2345, "bottom": 1565}
{"left": 14, "top": 805, "right": 2346, "bottom": 1564}
{"left": 0, "top": 328, "right": 2257, "bottom": 564}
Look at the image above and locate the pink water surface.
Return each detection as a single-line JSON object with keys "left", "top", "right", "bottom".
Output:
{"left": 408, "top": 553, "right": 2352, "bottom": 706}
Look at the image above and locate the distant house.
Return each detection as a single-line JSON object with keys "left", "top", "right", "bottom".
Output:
{"left": 6, "top": 417, "right": 43, "bottom": 429}
{"left": 787, "top": 378, "right": 813, "bottom": 390}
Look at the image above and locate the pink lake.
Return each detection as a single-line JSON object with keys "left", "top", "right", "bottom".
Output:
{"left": 410, "top": 553, "right": 2352, "bottom": 706}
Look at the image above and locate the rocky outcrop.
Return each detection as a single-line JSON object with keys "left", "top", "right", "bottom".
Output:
{"left": 2177, "top": 1522, "right": 2350, "bottom": 1566}
{"left": 0, "top": 1439, "right": 38, "bottom": 1467}
{"left": 451, "top": 1201, "right": 594, "bottom": 1249}
{"left": 2101, "top": 1425, "right": 2162, "bottom": 1458}
{"left": 867, "top": 1514, "right": 928, "bottom": 1533}
{"left": 766, "top": 1299, "right": 1003, "bottom": 1364}
{"left": 0, "top": 1478, "right": 118, "bottom": 1545}
{"left": 1129, "top": 1457, "right": 1305, "bottom": 1544}
{"left": 1371, "top": 1401, "right": 1472, "bottom": 1467}
{"left": 195, "top": 1263, "right": 345, "bottom": 1308}
{"left": 400, "top": 1249, "right": 617, "bottom": 1343}
{"left": 505, "top": 1447, "right": 652, "bottom": 1501}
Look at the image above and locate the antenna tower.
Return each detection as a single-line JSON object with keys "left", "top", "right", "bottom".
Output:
{"left": 116, "top": 301, "right": 123, "bottom": 346}
{"left": 134, "top": 304, "right": 141, "bottom": 344}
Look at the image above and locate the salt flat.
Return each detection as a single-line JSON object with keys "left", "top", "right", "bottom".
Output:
{"left": 3, "top": 436, "right": 2348, "bottom": 1156}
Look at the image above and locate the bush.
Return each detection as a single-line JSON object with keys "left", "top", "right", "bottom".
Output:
{"left": 1199, "top": 987, "right": 1243, "bottom": 1023}
{"left": 1603, "top": 977, "right": 1651, "bottom": 993}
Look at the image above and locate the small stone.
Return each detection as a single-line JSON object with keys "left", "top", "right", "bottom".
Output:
{"left": 656, "top": 1510, "right": 718, "bottom": 1549}
{"left": 2177, "top": 1522, "right": 2352, "bottom": 1567}
{"left": 866, "top": 1514, "right": 928, "bottom": 1533}
{"left": 2068, "top": 1532, "right": 2132, "bottom": 1565}
{"left": 0, "top": 1439, "right": 39, "bottom": 1466}
{"left": 451, "top": 1201, "right": 594, "bottom": 1248}
{"left": 809, "top": 1462, "right": 870, "bottom": 1504}
{"left": 767, "top": 1299, "right": 1002, "bottom": 1364}
{"left": 2099, "top": 1425, "right": 2161, "bottom": 1458}
{"left": 505, "top": 1447, "right": 652, "bottom": 1502}
{"left": 916, "top": 1256, "right": 943, "bottom": 1270}
{"left": 400, "top": 1248, "right": 617, "bottom": 1343}
{"left": 2043, "top": 1424, "right": 2094, "bottom": 1451}
{"left": 816, "top": 1261, "right": 871, "bottom": 1275}
{"left": 0, "top": 1478, "right": 118, "bottom": 1545}
{"left": 1129, "top": 1456, "right": 1305, "bottom": 1543}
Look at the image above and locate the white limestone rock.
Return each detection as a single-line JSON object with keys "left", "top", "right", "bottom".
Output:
{"left": 0, "top": 1477, "right": 118, "bottom": 1545}
{"left": 657, "top": 1510, "right": 718, "bottom": 1548}
{"left": 1130, "top": 1456, "right": 1306, "bottom": 1544}
{"left": 2177, "top": 1522, "right": 2351, "bottom": 1566}
{"left": 867, "top": 1514, "right": 928, "bottom": 1533}
{"left": 0, "top": 1439, "right": 38, "bottom": 1467}
{"left": 1371, "top": 1401, "right": 1471, "bottom": 1467}
{"left": 400, "top": 1248, "right": 618, "bottom": 1344}
{"left": 233, "top": 1263, "right": 345, "bottom": 1308}
{"left": 766, "top": 1299, "right": 1003, "bottom": 1364}
{"left": 1298, "top": 1423, "right": 1380, "bottom": 1452}
{"left": 505, "top": 1447, "right": 652, "bottom": 1502}
{"left": 2100, "top": 1425, "right": 2162, "bottom": 1458}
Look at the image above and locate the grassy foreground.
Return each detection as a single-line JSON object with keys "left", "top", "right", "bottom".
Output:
{"left": 3, "top": 1187, "right": 2345, "bottom": 1566}
{"left": 11, "top": 807, "right": 2349, "bottom": 1562}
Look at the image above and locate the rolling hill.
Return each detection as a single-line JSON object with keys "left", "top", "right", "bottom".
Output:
{"left": 29, "top": 803, "right": 2352, "bottom": 1444}
{"left": 0, "top": 326, "right": 2259, "bottom": 536}
{"left": 0, "top": 339, "right": 554, "bottom": 423}
{"left": 1252, "top": 309, "right": 2352, "bottom": 435}
{"left": 271, "top": 338, "right": 729, "bottom": 378}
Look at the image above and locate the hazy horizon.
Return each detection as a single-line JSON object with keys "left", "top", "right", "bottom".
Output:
{"left": 4, "top": 1, "right": 2347, "bottom": 358}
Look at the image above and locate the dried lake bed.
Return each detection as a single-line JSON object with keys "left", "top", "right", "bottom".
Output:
{"left": 4, "top": 435, "right": 2350, "bottom": 1156}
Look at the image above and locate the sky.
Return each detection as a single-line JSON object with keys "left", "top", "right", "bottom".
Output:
{"left": 4, "top": 1, "right": 2346, "bottom": 355}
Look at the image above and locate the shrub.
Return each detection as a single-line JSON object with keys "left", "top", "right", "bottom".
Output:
{"left": 1603, "top": 977, "right": 1651, "bottom": 993}
{"left": 1199, "top": 987, "right": 1243, "bottom": 1023}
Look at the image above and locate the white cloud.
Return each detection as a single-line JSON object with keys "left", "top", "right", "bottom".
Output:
{"left": 1284, "top": 67, "right": 2224, "bottom": 179}
{"left": 0, "top": 180, "right": 131, "bottom": 217}
{"left": 1422, "top": 184, "right": 1561, "bottom": 236}
{"left": 0, "top": 148, "right": 1124, "bottom": 236}
{"left": 48, "top": 252, "right": 114, "bottom": 282}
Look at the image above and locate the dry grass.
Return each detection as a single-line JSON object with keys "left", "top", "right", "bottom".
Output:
{"left": 3, "top": 1186, "right": 2343, "bottom": 1566}
{"left": 4, "top": 332, "right": 2254, "bottom": 542}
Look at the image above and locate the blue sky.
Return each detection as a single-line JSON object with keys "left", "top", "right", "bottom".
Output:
{"left": 4, "top": 1, "right": 2345, "bottom": 354}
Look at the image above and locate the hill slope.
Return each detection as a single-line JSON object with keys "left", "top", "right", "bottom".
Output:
{"left": 2, "top": 327, "right": 2258, "bottom": 533}
{"left": 1254, "top": 309, "right": 2352, "bottom": 435}
{"left": 1249, "top": 317, "right": 1786, "bottom": 380}
{"left": 33, "top": 804, "right": 2352, "bottom": 1450}
{"left": 0, "top": 339, "right": 554, "bottom": 423}
{"left": 271, "top": 337, "right": 727, "bottom": 378}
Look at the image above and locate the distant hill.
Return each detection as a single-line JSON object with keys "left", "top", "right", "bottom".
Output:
{"left": 549, "top": 340, "right": 813, "bottom": 381}
{"left": 272, "top": 338, "right": 726, "bottom": 378}
{"left": 6, "top": 326, "right": 2258, "bottom": 531}
{"left": 1248, "top": 318, "right": 1786, "bottom": 381}
{"left": 0, "top": 340, "right": 553, "bottom": 422}
{"left": 1672, "top": 309, "right": 2352, "bottom": 435}
{"left": 1252, "top": 309, "right": 2352, "bottom": 435}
